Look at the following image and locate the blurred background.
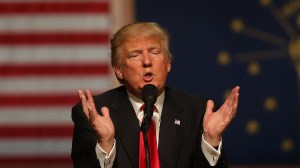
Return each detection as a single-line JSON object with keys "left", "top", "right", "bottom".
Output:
{"left": 0, "top": 0, "right": 299, "bottom": 167}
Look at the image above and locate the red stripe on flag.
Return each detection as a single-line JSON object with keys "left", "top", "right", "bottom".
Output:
{"left": 0, "top": 2, "right": 108, "bottom": 14}
{"left": 0, "top": 64, "right": 110, "bottom": 76}
{"left": 0, "top": 156, "right": 72, "bottom": 165}
{"left": 0, "top": 125, "right": 73, "bottom": 138}
{"left": 0, "top": 32, "right": 108, "bottom": 45}
{"left": 0, "top": 94, "right": 80, "bottom": 106}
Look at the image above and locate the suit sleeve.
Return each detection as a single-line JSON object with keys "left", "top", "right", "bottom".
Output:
{"left": 194, "top": 129, "right": 228, "bottom": 168}
{"left": 71, "top": 104, "right": 101, "bottom": 168}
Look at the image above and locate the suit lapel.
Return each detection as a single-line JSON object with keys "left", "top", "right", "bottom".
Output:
{"left": 109, "top": 87, "right": 188, "bottom": 167}
{"left": 158, "top": 88, "right": 187, "bottom": 168}
{"left": 110, "top": 87, "right": 140, "bottom": 168}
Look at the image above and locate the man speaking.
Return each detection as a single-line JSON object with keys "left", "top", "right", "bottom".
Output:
{"left": 71, "top": 22, "right": 240, "bottom": 168}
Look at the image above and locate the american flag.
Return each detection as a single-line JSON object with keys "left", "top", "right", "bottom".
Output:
{"left": 0, "top": 0, "right": 112, "bottom": 167}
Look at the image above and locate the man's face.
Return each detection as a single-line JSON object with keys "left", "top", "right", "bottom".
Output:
{"left": 113, "top": 35, "right": 171, "bottom": 98}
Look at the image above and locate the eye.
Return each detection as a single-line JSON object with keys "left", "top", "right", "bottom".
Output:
{"left": 129, "top": 53, "right": 137, "bottom": 57}
{"left": 128, "top": 52, "right": 140, "bottom": 59}
{"left": 150, "top": 48, "right": 161, "bottom": 55}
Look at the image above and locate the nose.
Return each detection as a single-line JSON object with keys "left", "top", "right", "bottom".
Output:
{"left": 142, "top": 52, "right": 152, "bottom": 67}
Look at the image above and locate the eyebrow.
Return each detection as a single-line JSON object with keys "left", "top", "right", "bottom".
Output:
{"left": 128, "top": 49, "right": 142, "bottom": 54}
{"left": 127, "top": 45, "right": 161, "bottom": 52}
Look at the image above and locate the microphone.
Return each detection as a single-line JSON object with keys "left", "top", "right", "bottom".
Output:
{"left": 141, "top": 84, "right": 158, "bottom": 132}
{"left": 141, "top": 84, "right": 158, "bottom": 168}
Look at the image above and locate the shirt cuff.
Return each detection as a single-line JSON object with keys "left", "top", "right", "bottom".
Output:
{"left": 201, "top": 134, "right": 222, "bottom": 166}
{"left": 95, "top": 139, "right": 116, "bottom": 168}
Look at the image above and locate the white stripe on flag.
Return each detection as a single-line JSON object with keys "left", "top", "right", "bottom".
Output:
{"left": 0, "top": 15, "right": 109, "bottom": 32}
{"left": 0, "top": 46, "right": 109, "bottom": 64}
{"left": 0, "top": 107, "right": 71, "bottom": 125}
{"left": 0, "top": 76, "right": 111, "bottom": 93}
{"left": 0, "top": 138, "right": 71, "bottom": 156}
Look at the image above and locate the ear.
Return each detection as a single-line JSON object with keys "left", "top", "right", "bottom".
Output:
{"left": 113, "top": 65, "right": 123, "bottom": 79}
{"left": 167, "top": 60, "right": 171, "bottom": 73}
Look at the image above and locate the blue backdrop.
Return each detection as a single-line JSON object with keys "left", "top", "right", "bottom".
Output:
{"left": 137, "top": 0, "right": 300, "bottom": 165}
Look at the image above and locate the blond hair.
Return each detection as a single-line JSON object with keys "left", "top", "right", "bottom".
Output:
{"left": 110, "top": 22, "right": 173, "bottom": 67}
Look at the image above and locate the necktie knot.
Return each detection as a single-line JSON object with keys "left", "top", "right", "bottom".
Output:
{"left": 139, "top": 104, "right": 158, "bottom": 113}
{"left": 139, "top": 104, "right": 159, "bottom": 132}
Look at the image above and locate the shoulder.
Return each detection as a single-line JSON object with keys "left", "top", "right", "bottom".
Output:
{"left": 165, "top": 86, "right": 220, "bottom": 113}
{"left": 71, "top": 85, "right": 127, "bottom": 122}
{"left": 93, "top": 85, "right": 127, "bottom": 105}
{"left": 164, "top": 86, "right": 220, "bottom": 114}
{"left": 72, "top": 85, "right": 126, "bottom": 109}
{"left": 165, "top": 86, "right": 209, "bottom": 105}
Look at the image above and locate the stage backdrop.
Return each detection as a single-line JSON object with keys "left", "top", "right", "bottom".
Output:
{"left": 137, "top": 0, "right": 300, "bottom": 165}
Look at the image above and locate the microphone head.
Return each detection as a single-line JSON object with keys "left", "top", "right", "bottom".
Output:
{"left": 141, "top": 84, "right": 158, "bottom": 104}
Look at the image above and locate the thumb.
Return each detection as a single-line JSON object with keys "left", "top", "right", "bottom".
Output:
{"left": 101, "top": 106, "right": 111, "bottom": 118}
{"left": 205, "top": 100, "right": 214, "bottom": 117}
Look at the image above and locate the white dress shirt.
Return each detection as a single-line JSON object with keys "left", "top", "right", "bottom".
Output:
{"left": 95, "top": 91, "right": 222, "bottom": 168}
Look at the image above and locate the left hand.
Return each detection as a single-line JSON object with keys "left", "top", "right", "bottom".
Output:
{"left": 203, "top": 86, "right": 240, "bottom": 147}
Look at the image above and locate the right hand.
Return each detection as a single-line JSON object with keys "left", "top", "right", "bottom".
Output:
{"left": 78, "top": 89, "right": 115, "bottom": 153}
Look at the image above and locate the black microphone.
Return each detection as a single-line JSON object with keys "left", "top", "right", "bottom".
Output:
{"left": 141, "top": 84, "right": 158, "bottom": 168}
{"left": 141, "top": 84, "right": 158, "bottom": 132}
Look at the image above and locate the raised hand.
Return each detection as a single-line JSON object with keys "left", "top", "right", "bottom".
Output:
{"left": 203, "top": 86, "right": 240, "bottom": 147}
{"left": 78, "top": 89, "right": 115, "bottom": 153}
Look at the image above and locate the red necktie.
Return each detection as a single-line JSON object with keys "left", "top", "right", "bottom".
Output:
{"left": 139, "top": 106, "right": 160, "bottom": 168}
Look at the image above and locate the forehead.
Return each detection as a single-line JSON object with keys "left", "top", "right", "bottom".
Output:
{"left": 121, "top": 35, "right": 162, "bottom": 51}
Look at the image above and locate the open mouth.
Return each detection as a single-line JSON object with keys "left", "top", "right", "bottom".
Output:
{"left": 143, "top": 72, "right": 154, "bottom": 82}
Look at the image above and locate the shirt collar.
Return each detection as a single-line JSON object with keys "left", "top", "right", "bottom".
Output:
{"left": 127, "top": 90, "right": 165, "bottom": 115}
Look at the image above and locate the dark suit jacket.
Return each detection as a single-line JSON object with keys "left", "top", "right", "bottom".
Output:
{"left": 71, "top": 85, "right": 228, "bottom": 168}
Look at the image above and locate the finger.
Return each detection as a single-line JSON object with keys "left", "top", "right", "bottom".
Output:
{"left": 78, "top": 90, "right": 89, "bottom": 119}
{"left": 224, "top": 88, "right": 235, "bottom": 108}
{"left": 101, "top": 106, "right": 111, "bottom": 119}
{"left": 85, "top": 90, "right": 100, "bottom": 121}
{"left": 227, "top": 86, "right": 239, "bottom": 112}
{"left": 219, "top": 92, "right": 232, "bottom": 114}
{"left": 86, "top": 89, "right": 96, "bottom": 110}
{"left": 89, "top": 106, "right": 100, "bottom": 130}
{"left": 231, "top": 86, "right": 239, "bottom": 107}
{"left": 226, "top": 86, "right": 239, "bottom": 119}
{"left": 219, "top": 88, "right": 236, "bottom": 119}
{"left": 88, "top": 105, "right": 95, "bottom": 122}
{"left": 234, "top": 86, "right": 240, "bottom": 102}
{"left": 228, "top": 88, "right": 236, "bottom": 111}
{"left": 204, "top": 100, "right": 214, "bottom": 118}
{"left": 232, "top": 86, "right": 240, "bottom": 116}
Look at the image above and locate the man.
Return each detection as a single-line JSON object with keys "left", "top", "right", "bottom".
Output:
{"left": 71, "top": 22, "right": 240, "bottom": 168}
